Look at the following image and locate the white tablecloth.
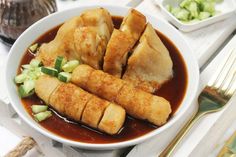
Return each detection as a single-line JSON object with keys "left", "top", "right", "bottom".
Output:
{"left": 0, "top": 0, "right": 236, "bottom": 156}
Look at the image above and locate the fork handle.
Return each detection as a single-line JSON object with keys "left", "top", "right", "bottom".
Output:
{"left": 159, "top": 112, "right": 204, "bottom": 157}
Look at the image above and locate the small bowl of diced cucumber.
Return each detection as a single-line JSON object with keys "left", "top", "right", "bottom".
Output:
{"left": 157, "top": 0, "right": 236, "bottom": 32}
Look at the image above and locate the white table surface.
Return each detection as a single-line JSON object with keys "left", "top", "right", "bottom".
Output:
{"left": 0, "top": 0, "right": 236, "bottom": 157}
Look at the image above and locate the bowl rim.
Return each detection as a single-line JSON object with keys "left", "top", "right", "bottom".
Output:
{"left": 5, "top": 4, "right": 200, "bottom": 150}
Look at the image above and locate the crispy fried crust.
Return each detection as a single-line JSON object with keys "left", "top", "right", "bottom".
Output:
{"left": 103, "top": 29, "right": 133, "bottom": 77}
{"left": 123, "top": 23, "right": 173, "bottom": 93}
{"left": 81, "top": 95, "right": 109, "bottom": 128}
{"left": 120, "top": 9, "right": 146, "bottom": 42}
{"left": 98, "top": 103, "right": 126, "bottom": 135}
{"left": 72, "top": 65, "right": 172, "bottom": 126}
{"left": 35, "top": 75, "right": 62, "bottom": 104}
{"left": 71, "top": 64, "right": 94, "bottom": 90}
{"left": 35, "top": 76, "right": 125, "bottom": 135}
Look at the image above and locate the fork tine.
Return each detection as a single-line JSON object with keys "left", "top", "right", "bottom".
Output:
{"left": 224, "top": 72, "right": 236, "bottom": 97}
{"left": 208, "top": 48, "right": 236, "bottom": 89}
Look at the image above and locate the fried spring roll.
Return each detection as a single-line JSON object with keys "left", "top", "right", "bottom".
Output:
{"left": 35, "top": 75, "right": 126, "bottom": 135}
{"left": 72, "top": 65, "right": 172, "bottom": 126}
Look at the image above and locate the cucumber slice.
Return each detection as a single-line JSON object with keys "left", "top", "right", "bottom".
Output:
{"left": 34, "top": 111, "right": 52, "bottom": 122}
{"left": 41, "top": 67, "right": 58, "bottom": 77}
{"left": 23, "top": 80, "right": 35, "bottom": 94}
{"left": 18, "top": 85, "right": 34, "bottom": 98}
{"left": 62, "top": 60, "right": 79, "bottom": 72}
{"left": 22, "top": 64, "right": 31, "bottom": 69}
{"left": 199, "top": 11, "right": 211, "bottom": 20}
{"left": 54, "top": 56, "right": 67, "bottom": 72}
{"left": 28, "top": 43, "right": 39, "bottom": 53}
{"left": 58, "top": 72, "right": 71, "bottom": 83}
{"left": 30, "top": 59, "right": 42, "bottom": 68}
{"left": 31, "top": 105, "right": 48, "bottom": 114}
{"left": 15, "top": 73, "right": 27, "bottom": 84}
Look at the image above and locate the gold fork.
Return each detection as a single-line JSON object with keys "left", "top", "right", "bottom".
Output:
{"left": 160, "top": 48, "right": 236, "bottom": 157}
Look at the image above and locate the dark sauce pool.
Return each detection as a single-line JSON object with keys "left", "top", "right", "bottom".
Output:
{"left": 20, "top": 16, "right": 188, "bottom": 144}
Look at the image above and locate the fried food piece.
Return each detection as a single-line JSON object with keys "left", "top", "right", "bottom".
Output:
{"left": 86, "top": 70, "right": 106, "bottom": 94}
{"left": 36, "top": 17, "right": 83, "bottom": 66}
{"left": 98, "top": 103, "right": 126, "bottom": 135}
{"left": 103, "top": 9, "right": 146, "bottom": 77}
{"left": 81, "top": 95, "right": 109, "bottom": 128}
{"left": 73, "top": 8, "right": 114, "bottom": 69}
{"left": 103, "top": 29, "right": 133, "bottom": 77}
{"left": 120, "top": 9, "right": 146, "bottom": 43}
{"left": 71, "top": 64, "right": 94, "bottom": 89}
{"left": 36, "top": 8, "right": 113, "bottom": 69}
{"left": 35, "top": 75, "right": 61, "bottom": 104}
{"left": 35, "top": 76, "right": 125, "bottom": 135}
{"left": 123, "top": 23, "right": 173, "bottom": 93}
{"left": 71, "top": 65, "right": 172, "bottom": 126}
{"left": 49, "top": 83, "right": 92, "bottom": 119}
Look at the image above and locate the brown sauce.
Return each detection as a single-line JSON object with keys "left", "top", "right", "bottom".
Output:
{"left": 19, "top": 16, "right": 187, "bottom": 144}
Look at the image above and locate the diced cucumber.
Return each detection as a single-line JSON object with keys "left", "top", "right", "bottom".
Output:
{"left": 62, "top": 60, "right": 79, "bottom": 72}
{"left": 15, "top": 73, "right": 27, "bottom": 84}
{"left": 187, "top": 1, "right": 199, "bottom": 18}
{"left": 18, "top": 85, "right": 34, "bottom": 98}
{"left": 58, "top": 72, "right": 71, "bottom": 83}
{"left": 54, "top": 56, "right": 67, "bottom": 72}
{"left": 22, "top": 64, "right": 31, "bottom": 69}
{"left": 31, "top": 105, "right": 48, "bottom": 114}
{"left": 176, "top": 9, "right": 190, "bottom": 21}
{"left": 199, "top": 11, "right": 211, "bottom": 20}
{"left": 28, "top": 43, "right": 39, "bottom": 53}
{"left": 34, "top": 111, "right": 52, "bottom": 122}
{"left": 171, "top": 7, "right": 182, "bottom": 17}
{"left": 203, "top": 1, "right": 215, "bottom": 14}
{"left": 30, "top": 59, "right": 42, "bottom": 68}
{"left": 41, "top": 67, "right": 58, "bottom": 77}
{"left": 180, "top": 0, "right": 192, "bottom": 8}
{"left": 23, "top": 80, "right": 35, "bottom": 94}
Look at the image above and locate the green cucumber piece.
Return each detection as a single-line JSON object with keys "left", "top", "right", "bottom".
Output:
{"left": 23, "top": 80, "right": 35, "bottom": 94}
{"left": 15, "top": 73, "right": 27, "bottom": 84}
{"left": 199, "top": 11, "right": 211, "bottom": 20}
{"left": 31, "top": 105, "right": 48, "bottom": 114}
{"left": 18, "top": 85, "right": 34, "bottom": 98}
{"left": 28, "top": 43, "right": 39, "bottom": 53}
{"left": 34, "top": 111, "right": 52, "bottom": 122}
{"left": 58, "top": 72, "right": 71, "bottom": 83}
{"left": 41, "top": 67, "right": 58, "bottom": 77}
{"left": 22, "top": 64, "right": 31, "bottom": 69}
{"left": 62, "top": 60, "right": 79, "bottom": 72}
{"left": 30, "top": 59, "right": 42, "bottom": 68}
{"left": 54, "top": 56, "right": 67, "bottom": 72}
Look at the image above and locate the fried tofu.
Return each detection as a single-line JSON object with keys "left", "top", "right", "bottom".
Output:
{"left": 86, "top": 70, "right": 106, "bottom": 94}
{"left": 35, "top": 75, "right": 61, "bottom": 104}
{"left": 98, "top": 103, "right": 126, "bottom": 135}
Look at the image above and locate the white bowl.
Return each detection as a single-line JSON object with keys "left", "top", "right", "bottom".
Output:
{"left": 5, "top": 4, "right": 199, "bottom": 150}
{"left": 156, "top": 0, "right": 236, "bottom": 32}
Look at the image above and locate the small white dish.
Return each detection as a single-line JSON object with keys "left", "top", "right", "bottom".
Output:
{"left": 155, "top": 0, "right": 236, "bottom": 32}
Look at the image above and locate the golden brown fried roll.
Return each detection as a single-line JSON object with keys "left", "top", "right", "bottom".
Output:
{"left": 71, "top": 64, "right": 94, "bottom": 89}
{"left": 72, "top": 65, "right": 172, "bottom": 126}
{"left": 35, "top": 76, "right": 126, "bottom": 135}
{"left": 120, "top": 9, "right": 146, "bottom": 42}
{"left": 81, "top": 95, "right": 109, "bottom": 128}
{"left": 98, "top": 103, "right": 126, "bottom": 134}
{"left": 103, "top": 29, "right": 133, "bottom": 77}
{"left": 123, "top": 23, "right": 173, "bottom": 93}
{"left": 86, "top": 70, "right": 106, "bottom": 94}
{"left": 35, "top": 75, "right": 61, "bottom": 104}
